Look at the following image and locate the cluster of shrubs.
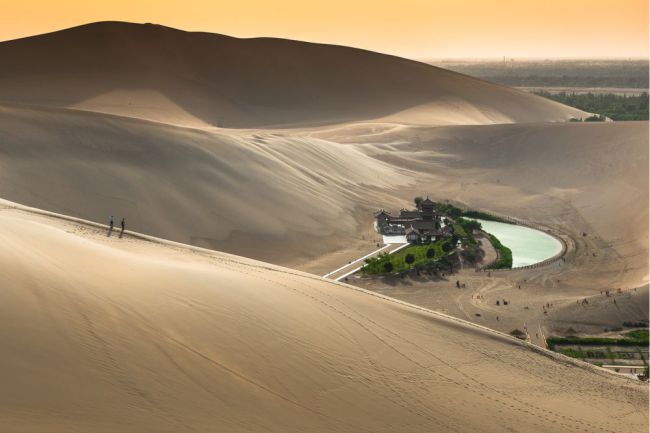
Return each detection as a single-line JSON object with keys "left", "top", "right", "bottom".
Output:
{"left": 484, "top": 234, "right": 513, "bottom": 269}
{"left": 623, "top": 320, "right": 649, "bottom": 328}
{"left": 436, "top": 202, "right": 509, "bottom": 224}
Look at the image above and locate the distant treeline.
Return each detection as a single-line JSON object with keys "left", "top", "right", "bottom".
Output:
{"left": 535, "top": 91, "right": 649, "bottom": 121}
{"left": 428, "top": 59, "right": 649, "bottom": 89}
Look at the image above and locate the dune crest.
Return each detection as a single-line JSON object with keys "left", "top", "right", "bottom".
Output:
{"left": 0, "top": 21, "right": 587, "bottom": 128}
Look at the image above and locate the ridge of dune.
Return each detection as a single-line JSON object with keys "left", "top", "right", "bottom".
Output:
{"left": 0, "top": 21, "right": 587, "bottom": 128}
{"left": 0, "top": 198, "right": 647, "bottom": 433}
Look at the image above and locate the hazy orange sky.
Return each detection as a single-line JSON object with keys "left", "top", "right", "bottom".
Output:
{"left": 1, "top": 0, "right": 648, "bottom": 59}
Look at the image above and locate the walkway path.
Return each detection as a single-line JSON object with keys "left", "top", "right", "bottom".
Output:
{"left": 323, "top": 243, "right": 409, "bottom": 281}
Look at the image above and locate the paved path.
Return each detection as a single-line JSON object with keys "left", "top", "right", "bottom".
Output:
{"left": 323, "top": 243, "right": 409, "bottom": 281}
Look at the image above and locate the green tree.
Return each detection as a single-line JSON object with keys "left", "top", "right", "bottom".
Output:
{"left": 383, "top": 262, "right": 394, "bottom": 273}
{"left": 414, "top": 196, "right": 423, "bottom": 206}
{"left": 426, "top": 248, "right": 435, "bottom": 258}
{"left": 405, "top": 253, "right": 415, "bottom": 265}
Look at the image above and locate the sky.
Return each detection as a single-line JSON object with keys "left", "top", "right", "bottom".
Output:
{"left": 1, "top": 0, "right": 648, "bottom": 59}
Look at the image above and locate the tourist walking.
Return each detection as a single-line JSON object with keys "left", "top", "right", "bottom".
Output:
{"left": 109, "top": 215, "right": 114, "bottom": 230}
{"left": 119, "top": 217, "right": 125, "bottom": 237}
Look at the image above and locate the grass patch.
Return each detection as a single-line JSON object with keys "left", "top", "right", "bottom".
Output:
{"left": 362, "top": 239, "right": 452, "bottom": 275}
{"left": 484, "top": 233, "right": 513, "bottom": 269}
{"left": 625, "top": 329, "right": 649, "bottom": 342}
{"left": 547, "top": 332, "right": 649, "bottom": 351}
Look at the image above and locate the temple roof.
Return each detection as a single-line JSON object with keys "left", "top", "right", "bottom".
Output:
{"left": 398, "top": 210, "right": 421, "bottom": 219}
{"left": 409, "top": 220, "right": 441, "bottom": 233}
{"left": 419, "top": 197, "right": 437, "bottom": 211}
{"left": 405, "top": 225, "right": 420, "bottom": 235}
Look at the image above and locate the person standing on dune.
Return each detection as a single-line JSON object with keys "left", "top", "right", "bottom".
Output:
{"left": 120, "top": 217, "right": 125, "bottom": 234}
{"left": 109, "top": 215, "right": 114, "bottom": 230}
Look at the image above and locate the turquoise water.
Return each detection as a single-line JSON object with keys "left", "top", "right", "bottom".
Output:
{"left": 474, "top": 219, "right": 563, "bottom": 268}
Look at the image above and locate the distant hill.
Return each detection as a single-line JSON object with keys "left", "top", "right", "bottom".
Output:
{"left": 0, "top": 22, "right": 586, "bottom": 127}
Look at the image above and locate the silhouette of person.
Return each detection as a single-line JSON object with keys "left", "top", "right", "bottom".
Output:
{"left": 108, "top": 215, "right": 114, "bottom": 236}
{"left": 119, "top": 217, "right": 125, "bottom": 238}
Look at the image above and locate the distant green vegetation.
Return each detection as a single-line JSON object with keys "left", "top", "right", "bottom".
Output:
{"left": 362, "top": 239, "right": 453, "bottom": 275}
{"left": 428, "top": 59, "right": 649, "bottom": 89}
{"left": 547, "top": 330, "right": 649, "bottom": 350}
{"left": 535, "top": 91, "right": 649, "bottom": 121}
{"left": 485, "top": 233, "right": 513, "bottom": 269}
{"left": 555, "top": 347, "right": 645, "bottom": 361}
{"left": 550, "top": 331, "right": 649, "bottom": 374}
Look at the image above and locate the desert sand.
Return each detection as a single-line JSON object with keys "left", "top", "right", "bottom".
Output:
{"left": 0, "top": 22, "right": 648, "bottom": 432}
{"left": 0, "top": 21, "right": 587, "bottom": 128}
{"left": 0, "top": 200, "right": 647, "bottom": 433}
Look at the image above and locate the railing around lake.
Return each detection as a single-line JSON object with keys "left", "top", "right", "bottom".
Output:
{"left": 471, "top": 211, "right": 569, "bottom": 272}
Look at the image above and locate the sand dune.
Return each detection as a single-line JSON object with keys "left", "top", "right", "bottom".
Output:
{"left": 0, "top": 103, "right": 409, "bottom": 266}
{"left": 0, "top": 21, "right": 587, "bottom": 128}
{"left": 0, "top": 200, "right": 646, "bottom": 433}
{"left": 1, "top": 104, "right": 646, "bottom": 283}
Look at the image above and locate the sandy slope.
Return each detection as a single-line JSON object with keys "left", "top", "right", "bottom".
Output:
{"left": 1, "top": 104, "right": 646, "bottom": 285}
{"left": 0, "top": 200, "right": 646, "bottom": 433}
{"left": 0, "top": 104, "right": 408, "bottom": 265}
{"left": 0, "top": 21, "right": 587, "bottom": 128}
